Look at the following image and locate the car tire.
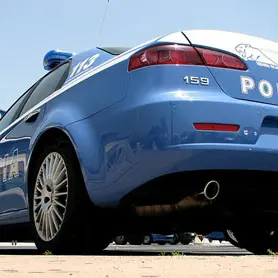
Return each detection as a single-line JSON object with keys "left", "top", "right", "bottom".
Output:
{"left": 128, "top": 234, "right": 144, "bottom": 245}
{"left": 29, "top": 141, "right": 111, "bottom": 254}
{"left": 224, "top": 230, "right": 241, "bottom": 248}
{"left": 114, "top": 235, "right": 128, "bottom": 245}
{"left": 179, "top": 233, "right": 194, "bottom": 245}
{"left": 169, "top": 234, "right": 179, "bottom": 245}
{"left": 180, "top": 239, "right": 192, "bottom": 245}
{"left": 142, "top": 234, "right": 152, "bottom": 245}
{"left": 230, "top": 229, "right": 278, "bottom": 255}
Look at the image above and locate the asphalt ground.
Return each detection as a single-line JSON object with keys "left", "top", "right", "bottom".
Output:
{"left": 0, "top": 241, "right": 251, "bottom": 255}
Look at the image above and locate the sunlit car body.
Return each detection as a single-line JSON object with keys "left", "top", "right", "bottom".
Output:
{"left": 1, "top": 30, "right": 278, "bottom": 254}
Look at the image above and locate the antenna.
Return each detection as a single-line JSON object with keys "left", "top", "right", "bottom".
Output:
{"left": 96, "top": 0, "right": 110, "bottom": 46}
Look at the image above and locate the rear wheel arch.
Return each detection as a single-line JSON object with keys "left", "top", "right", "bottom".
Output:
{"left": 27, "top": 127, "right": 89, "bottom": 202}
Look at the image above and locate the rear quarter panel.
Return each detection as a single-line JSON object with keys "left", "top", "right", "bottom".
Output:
{"left": 40, "top": 31, "right": 191, "bottom": 128}
{"left": 28, "top": 51, "right": 132, "bottom": 204}
{"left": 43, "top": 54, "right": 130, "bottom": 128}
{"left": 36, "top": 33, "right": 200, "bottom": 207}
{"left": 64, "top": 62, "right": 222, "bottom": 207}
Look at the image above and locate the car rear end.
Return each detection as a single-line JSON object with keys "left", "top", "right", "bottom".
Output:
{"left": 122, "top": 30, "right": 278, "bottom": 231}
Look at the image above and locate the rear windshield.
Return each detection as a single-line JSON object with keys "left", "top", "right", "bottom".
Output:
{"left": 97, "top": 47, "right": 131, "bottom": 55}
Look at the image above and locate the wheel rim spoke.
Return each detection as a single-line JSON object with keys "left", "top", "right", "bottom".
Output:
{"left": 53, "top": 205, "right": 63, "bottom": 222}
{"left": 45, "top": 213, "right": 49, "bottom": 239}
{"left": 55, "top": 179, "right": 68, "bottom": 191}
{"left": 53, "top": 167, "right": 66, "bottom": 185}
{"left": 48, "top": 212, "right": 54, "bottom": 239}
{"left": 52, "top": 160, "right": 63, "bottom": 182}
{"left": 42, "top": 164, "right": 47, "bottom": 183}
{"left": 50, "top": 208, "right": 59, "bottom": 232}
{"left": 54, "top": 191, "right": 67, "bottom": 197}
{"left": 45, "top": 158, "right": 49, "bottom": 180}
{"left": 33, "top": 152, "right": 68, "bottom": 242}
{"left": 53, "top": 199, "right": 66, "bottom": 209}
{"left": 50, "top": 155, "right": 58, "bottom": 177}
{"left": 48, "top": 154, "right": 54, "bottom": 180}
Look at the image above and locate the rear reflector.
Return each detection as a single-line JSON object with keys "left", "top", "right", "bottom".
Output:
{"left": 128, "top": 44, "right": 247, "bottom": 71}
{"left": 194, "top": 123, "right": 240, "bottom": 132}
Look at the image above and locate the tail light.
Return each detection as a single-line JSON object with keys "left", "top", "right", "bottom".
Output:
{"left": 196, "top": 47, "right": 247, "bottom": 70}
{"left": 128, "top": 44, "right": 247, "bottom": 71}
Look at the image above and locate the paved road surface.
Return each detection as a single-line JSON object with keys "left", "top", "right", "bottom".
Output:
{"left": 107, "top": 242, "right": 252, "bottom": 255}
{"left": 0, "top": 242, "right": 251, "bottom": 255}
{"left": 1, "top": 242, "right": 277, "bottom": 278}
{"left": 0, "top": 252, "right": 276, "bottom": 278}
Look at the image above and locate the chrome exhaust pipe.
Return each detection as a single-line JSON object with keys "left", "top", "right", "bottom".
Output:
{"left": 200, "top": 180, "right": 220, "bottom": 201}
{"left": 134, "top": 180, "right": 220, "bottom": 216}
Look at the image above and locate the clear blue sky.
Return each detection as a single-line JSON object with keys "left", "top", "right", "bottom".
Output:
{"left": 1, "top": 0, "right": 277, "bottom": 110}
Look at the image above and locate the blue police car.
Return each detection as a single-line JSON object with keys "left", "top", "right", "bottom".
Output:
{"left": 1, "top": 30, "right": 278, "bottom": 254}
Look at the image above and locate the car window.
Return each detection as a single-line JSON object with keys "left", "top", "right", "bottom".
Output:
{"left": 0, "top": 88, "right": 32, "bottom": 132}
{"left": 0, "top": 110, "right": 5, "bottom": 119}
{"left": 19, "top": 62, "right": 70, "bottom": 116}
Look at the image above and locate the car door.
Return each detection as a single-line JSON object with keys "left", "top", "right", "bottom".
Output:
{"left": 0, "top": 87, "right": 34, "bottom": 218}
{"left": 0, "top": 61, "right": 70, "bottom": 217}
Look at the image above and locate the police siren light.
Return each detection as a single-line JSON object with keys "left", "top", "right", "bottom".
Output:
{"left": 43, "top": 49, "right": 74, "bottom": 71}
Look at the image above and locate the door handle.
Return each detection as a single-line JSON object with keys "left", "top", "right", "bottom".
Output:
{"left": 24, "top": 109, "right": 41, "bottom": 123}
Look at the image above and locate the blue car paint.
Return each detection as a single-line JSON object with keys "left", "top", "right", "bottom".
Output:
{"left": 204, "top": 232, "right": 225, "bottom": 240}
{"left": 151, "top": 234, "right": 175, "bottom": 243}
{"left": 204, "top": 50, "right": 278, "bottom": 107}
{"left": 64, "top": 48, "right": 113, "bottom": 84}
{"left": 0, "top": 105, "right": 46, "bottom": 223}
{"left": 63, "top": 63, "right": 278, "bottom": 206}
{"left": 0, "top": 37, "right": 159, "bottom": 223}
{"left": 1, "top": 30, "right": 278, "bottom": 226}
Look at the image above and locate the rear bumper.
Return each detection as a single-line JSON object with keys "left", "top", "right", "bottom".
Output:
{"left": 66, "top": 91, "right": 278, "bottom": 207}
{"left": 164, "top": 143, "right": 278, "bottom": 172}
{"left": 89, "top": 143, "right": 278, "bottom": 210}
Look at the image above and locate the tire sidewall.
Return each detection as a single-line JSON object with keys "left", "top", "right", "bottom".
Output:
{"left": 169, "top": 234, "right": 178, "bottom": 245}
{"left": 114, "top": 235, "right": 127, "bottom": 245}
{"left": 28, "top": 143, "right": 88, "bottom": 252}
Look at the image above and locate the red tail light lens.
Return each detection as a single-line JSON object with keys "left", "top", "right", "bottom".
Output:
{"left": 196, "top": 47, "right": 247, "bottom": 70}
{"left": 128, "top": 44, "right": 247, "bottom": 71}
{"left": 128, "top": 45, "right": 203, "bottom": 71}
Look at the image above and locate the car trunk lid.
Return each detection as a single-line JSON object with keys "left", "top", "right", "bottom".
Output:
{"left": 183, "top": 30, "right": 278, "bottom": 106}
